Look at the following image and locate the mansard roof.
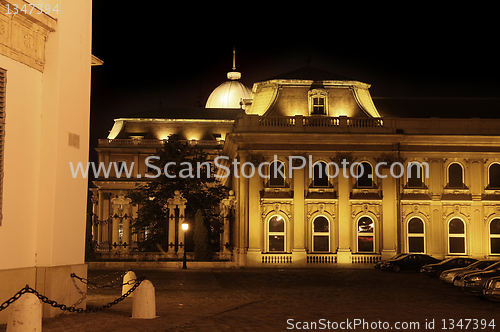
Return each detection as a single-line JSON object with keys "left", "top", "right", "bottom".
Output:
{"left": 128, "top": 107, "right": 245, "bottom": 120}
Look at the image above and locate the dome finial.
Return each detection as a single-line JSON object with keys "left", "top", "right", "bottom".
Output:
{"left": 227, "top": 46, "right": 241, "bottom": 80}
{"left": 232, "top": 46, "right": 236, "bottom": 71}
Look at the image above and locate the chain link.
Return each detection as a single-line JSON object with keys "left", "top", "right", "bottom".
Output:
{"left": 0, "top": 276, "right": 145, "bottom": 313}
{"left": 70, "top": 270, "right": 133, "bottom": 289}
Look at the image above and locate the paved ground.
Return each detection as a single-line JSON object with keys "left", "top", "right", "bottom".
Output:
{"left": 1, "top": 267, "right": 499, "bottom": 331}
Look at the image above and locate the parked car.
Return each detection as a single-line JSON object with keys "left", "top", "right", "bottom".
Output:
{"left": 483, "top": 276, "right": 500, "bottom": 302}
{"left": 374, "top": 253, "right": 409, "bottom": 269}
{"left": 420, "top": 258, "right": 478, "bottom": 277}
{"left": 461, "top": 264, "right": 500, "bottom": 295}
{"left": 440, "top": 260, "right": 499, "bottom": 284}
{"left": 379, "top": 254, "right": 441, "bottom": 272}
{"left": 453, "top": 261, "right": 500, "bottom": 288}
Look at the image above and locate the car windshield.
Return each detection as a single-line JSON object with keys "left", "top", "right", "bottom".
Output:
{"left": 391, "top": 253, "right": 407, "bottom": 260}
{"left": 484, "top": 261, "right": 500, "bottom": 271}
{"left": 438, "top": 258, "right": 455, "bottom": 265}
{"left": 467, "top": 260, "right": 497, "bottom": 270}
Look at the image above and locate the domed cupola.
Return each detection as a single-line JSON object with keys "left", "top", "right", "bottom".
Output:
{"left": 205, "top": 49, "right": 252, "bottom": 109}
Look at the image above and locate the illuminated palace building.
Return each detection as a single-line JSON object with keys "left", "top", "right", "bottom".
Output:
{"left": 92, "top": 62, "right": 500, "bottom": 267}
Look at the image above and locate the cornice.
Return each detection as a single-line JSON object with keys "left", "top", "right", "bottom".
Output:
{"left": 0, "top": 0, "right": 57, "bottom": 72}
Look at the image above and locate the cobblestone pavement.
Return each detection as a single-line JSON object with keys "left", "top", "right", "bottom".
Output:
{"left": 1, "top": 267, "right": 499, "bottom": 331}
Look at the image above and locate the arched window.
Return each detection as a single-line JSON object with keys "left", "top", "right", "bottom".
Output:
{"left": 357, "top": 216, "right": 374, "bottom": 252}
{"left": 490, "top": 218, "right": 500, "bottom": 255}
{"left": 313, "top": 162, "right": 329, "bottom": 187}
{"left": 448, "top": 218, "right": 466, "bottom": 254}
{"left": 407, "top": 217, "right": 425, "bottom": 253}
{"left": 357, "top": 162, "right": 373, "bottom": 188}
{"left": 448, "top": 163, "right": 464, "bottom": 188}
{"left": 268, "top": 216, "right": 285, "bottom": 252}
{"left": 489, "top": 163, "right": 500, "bottom": 188}
{"left": 269, "top": 161, "right": 285, "bottom": 187}
{"left": 407, "top": 162, "right": 423, "bottom": 188}
{"left": 312, "top": 216, "right": 330, "bottom": 252}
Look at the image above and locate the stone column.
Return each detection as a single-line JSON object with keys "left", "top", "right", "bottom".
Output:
{"left": 247, "top": 164, "right": 262, "bottom": 265}
{"left": 292, "top": 158, "right": 306, "bottom": 266}
{"left": 221, "top": 190, "right": 236, "bottom": 254}
{"left": 337, "top": 159, "right": 352, "bottom": 264}
{"left": 235, "top": 155, "right": 248, "bottom": 266}
{"left": 470, "top": 160, "right": 483, "bottom": 257}
{"left": 381, "top": 168, "right": 397, "bottom": 260}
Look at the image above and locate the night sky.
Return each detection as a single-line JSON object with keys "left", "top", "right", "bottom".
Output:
{"left": 90, "top": 4, "right": 500, "bottom": 151}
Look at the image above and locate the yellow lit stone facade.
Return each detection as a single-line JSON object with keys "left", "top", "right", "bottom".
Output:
{"left": 91, "top": 67, "right": 500, "bottom": 268}
{"left": 0, "top": 0, "right": 94, "bottom": 323}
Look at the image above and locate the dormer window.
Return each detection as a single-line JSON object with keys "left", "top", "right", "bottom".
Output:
{"left": 308, "top": 89, "right": 328, "bottom": 115}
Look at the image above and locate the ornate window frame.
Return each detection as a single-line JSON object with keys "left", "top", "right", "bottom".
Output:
{"left": 489, "top": 218, "right": 500, "bottom": 255}
{"left": 447, "top": 217, "right": 467, "bottom": 255}
{"left": 355, "top": 161, "right": 374, "bottom": 188}
{"left": 356, "top": 215, "right": 375, "bottom": 253}
{"left": 312, "top": 161, "right": 330, "bottom": 187}
{"left": 447, "top": 162, "right": 465, "bottom": 189}
{"left": 308, "top": 89, "right": 328, "bottom": 115}
{"left": 269, "top": 160, "right": 286, "bottom": 187}
{"left": 312, "top": 215, "right": 331, "bottom": 252}
{"left": 406, "top": 161, "right": 428, "bottom": 189}
{"left": 266, "top": 214, "right": 287, "bottom": 253}
{"left": 488, "top": 162, "right": 500, "bottom": 189}
{"left": 406, "top": 217, "right": 426, "bottom": 253}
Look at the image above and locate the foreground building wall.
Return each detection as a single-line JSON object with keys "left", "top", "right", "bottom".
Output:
{"left": 0, "top": 0, "right": 92, "bottom": 323}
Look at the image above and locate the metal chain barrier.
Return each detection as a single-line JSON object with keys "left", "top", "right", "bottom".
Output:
{"left": 0, "top": 275, "right": 145, "bottom": 314}
{"left": 56, "top": 274, "right": 88, "bottom": 317}
{"left": 70, "top": 270, "right": 132, "bottom": 289}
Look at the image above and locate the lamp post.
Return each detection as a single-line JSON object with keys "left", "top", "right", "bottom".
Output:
{"left": 181, "top": 222, "right": 189, "bottom": 269}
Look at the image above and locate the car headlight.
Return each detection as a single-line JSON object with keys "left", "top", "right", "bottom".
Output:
{"left": 469, "top": 276, "right": 482, "bottom": 282}
{"left": 441, "top": 272, "right": 448, "bottom": 277}
{"left": 492, "top": 280, "right": 500, "bottom": 289}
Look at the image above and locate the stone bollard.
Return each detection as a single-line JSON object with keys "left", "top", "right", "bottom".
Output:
{"left": 7, "top": 292, "right": 42, "bottom": 332}
{"left": 132, "top": 279, "right": 157, "bottom": 319}
{"left": 122, "top": 270, "right": 137, "bottom": 297}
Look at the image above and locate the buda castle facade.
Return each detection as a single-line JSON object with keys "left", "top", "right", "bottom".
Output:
{"left": 91, "top": 64, "right": 500, "bottom": 267}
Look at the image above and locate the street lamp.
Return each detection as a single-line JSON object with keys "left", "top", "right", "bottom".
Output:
{"left": 181, "top": 222, "right": 189, "bottom": 269}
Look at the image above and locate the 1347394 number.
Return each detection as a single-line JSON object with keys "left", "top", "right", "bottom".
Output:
{"left": 6, "top": 3, "right": 59, "bottom": 15}
{"left": 441, "top": 319, "right": 495, "bottom": 330}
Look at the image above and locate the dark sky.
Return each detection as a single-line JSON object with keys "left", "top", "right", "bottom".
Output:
{"left": 90, "top": 4, "right": 500, "bottom": 148}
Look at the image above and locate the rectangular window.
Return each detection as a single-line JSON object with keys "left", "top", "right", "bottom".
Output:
{"left": 491, "top": 238, "right": 500, "bottom": 254}
{"left": 408, "top": 237, "right": 425, "bottom": 253}
{"left": 0, "top": 68, "right": 5, "bottom": 225}
{"left": 358, "top": 236, "right": 374, "bottom": 252}
{"left": 313, "top": 236, "right": 329, "bottom": 252}
{"left": 269, "top": 235, "right": 284, "bottom": 252}
{"left": 312, "top": 97, "right": 325, "bottom": 115}
{"left": 449, "top": 237, "right": 465, "bottom": 254}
